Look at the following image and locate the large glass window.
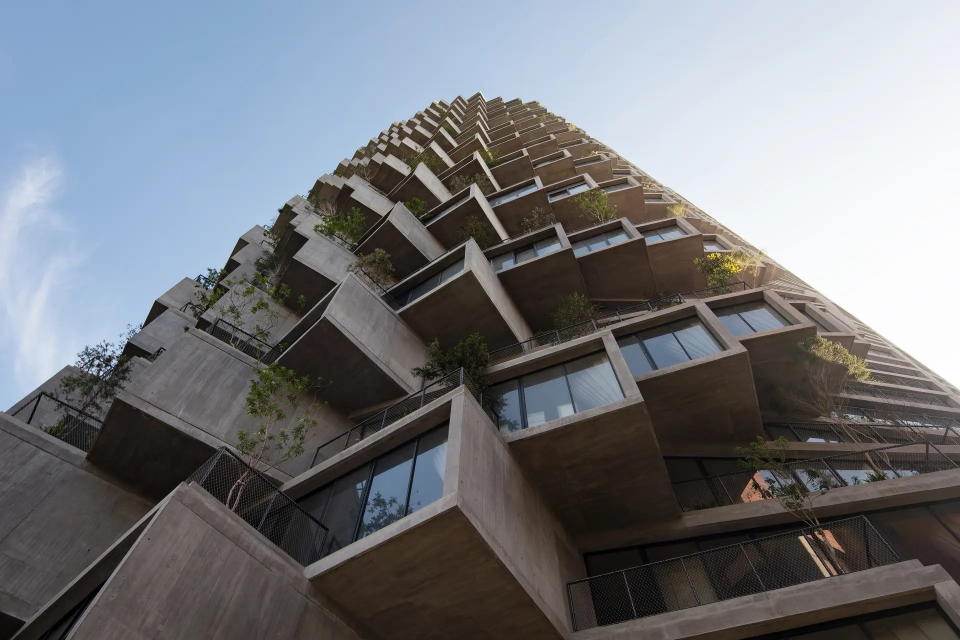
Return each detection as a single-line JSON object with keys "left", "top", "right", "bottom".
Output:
{"left": 571, "top": 229, "right": 630, "bottom": 257}
{"left": 487, "top": 352, "right": 623, "bottom": 432}
{"left": 401, "top": 258, "right": 464, "bottom": 306}
{"left": 641, "top": 225, "right": 687, "bottom": 244}
{"left": 488, "top": 182, "right": 538, "bottom": 207}
{"left": 490, "top": 236, "right": 562, "bottom": 271}
{"left": 547, "top": 181, "right": 590, "bottom": 202}
{"left": 301, "top": 424, "right": 449, "bottom": 555}
{"left": 703, "top": 240, "right": 726, "bottom": 251}
{"left": 618, "top": 319, "right": 723, "bottom": 376}
{"left": 716, "top": 301, "right": 790, "bottom": 336}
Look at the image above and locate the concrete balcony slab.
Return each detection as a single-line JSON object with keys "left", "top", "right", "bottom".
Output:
{"left": 354, "top": 201, "right": 445, "bottom": 280}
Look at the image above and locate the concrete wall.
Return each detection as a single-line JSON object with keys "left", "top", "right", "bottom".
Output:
{"left": 0, "top": 414, "right": 150, "bottom": 625}
{"left": 63, "top": 484, "right": 364, "bottom": 640}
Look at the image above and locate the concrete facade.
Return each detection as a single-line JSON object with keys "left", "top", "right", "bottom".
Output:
{"left": 3, "top": 93, "right": 960, "bottom": 640}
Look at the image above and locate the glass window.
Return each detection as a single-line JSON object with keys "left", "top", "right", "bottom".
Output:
{"left": 317, "top": 465, "right": 371, "bottom": 554}
{"left": 407, "top": 426, "right": 448, "bottom": 513}
{"left": 572, "top": 229, "right": 631, "bottom": 257}
{"left": 488, "top": 182, "right": 538, "bottom": 207}
{"left": 642, "top": 225, "right": 687, "bottom": 244}
{"left": 490, "top": 237, "right": 562, "bottom": 271}
{"left": 716, "top": 302, "right": 790, "bottom": 336}
{"left": 402, "top": 258, "right": 464, "bottom": 305}
{"left": 703, "top": 240, "right": 725, "bottom": 251}
{"left": 617, "top": 319, "right": 723, "bottom": 376}
{"left": 548, "top": 181, "right": 589, "bottom": 201}
{"left": 602, "top": 181, "right": 633, "bottom": 193}
{"left": 489, "top": 353, "right": 624, "bottom": 432}
{"left": 357, "top": 443, "right": 416, "bottom": 539}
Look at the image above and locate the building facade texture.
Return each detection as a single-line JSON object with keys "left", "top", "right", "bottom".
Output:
{"left": 3, "top": 93, "right": 960, "bottom": 639}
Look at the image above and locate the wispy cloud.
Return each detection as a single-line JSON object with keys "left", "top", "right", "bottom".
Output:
{"left": 0, "top": 155, "right": 84, "bottom": 394}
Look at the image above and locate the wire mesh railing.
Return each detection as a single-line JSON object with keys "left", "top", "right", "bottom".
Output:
{"left": 672, "top": 443, "right": 958, "bottom": 512}
{"left": 9, "top": 392, "right": 103, "bottom": 452}
{"left": 567, "top": 515, "right": 898, "bottom": 630}
{"left": 311, "top": 368, "right": 480, "bottom": 466}
{"left": 189, "top": 448, "right": 328, "bottom": 565}
{"left": 205, "top": 318, "right": 281, "bottom": 363}
{"left": 767, "top": 421, "right": 960, "bottom": 447}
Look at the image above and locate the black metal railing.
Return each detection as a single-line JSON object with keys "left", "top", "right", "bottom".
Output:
{"left": 838, "top": 405, "right": 960, "bottom": 429}
{"left": 205, "top": 318, "right": 281, "bottom": 363}
{"left": 672, "top": 443, "right": 957, "bottom": 512}
{"left": 488, "top": 282, "right": 749, "bottom": 365}
{"left": 9, "top": 392, "right": 103, "bottom": 452}
{"left": 868, "top": 372, "right": 936, "bottom": 390}
{"left": 847, "top": 383, "right": 952, "bottom": 407}
{"left": 189, "top": 448, "right": 328, "bottom": 565}
{"left": 767, "top": 420, "right": 960, "bottom": 447}
{"left": 311, "top": 368, "right": 479, "bottom": 466}
{"left": 567, "top": 515, "right": 898, "bottom": 630}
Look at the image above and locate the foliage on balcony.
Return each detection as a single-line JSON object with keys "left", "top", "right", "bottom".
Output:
{"left": 458, "top": 215, "right": 497, "bottom": 249}
{"left": 350, "top": 248, "right": 396, "bottom": 289}
{"left": 411, "top": 332, "right": 490, "bottom": 391}
{"left": 313, "top": 206, "right": 367, "bottom": 245}
{"left": 480, "top": 147, "right": 501, "bottom": 167}
{"left": 58, "top": 324, "right": 139, "bottom": 418}
{"left": 694, "top": 249, "right": 759, "bottom": 290}
{"left": 404, "top": 197, "right": 428, "bottom": 219}
{"left": 446, "top": 171, "right": 494, "bottom": 195}
{"left": 572, "top": 188, "right": 617, "bottom": 223}
{"left": 550, "top": 292, "right": 598, "bottom": 332}
{"left": 519, "top": 206, "right": 556, "bottom": 233}
{"left": 401, "top": 149, "right": 445, "bottom": 173}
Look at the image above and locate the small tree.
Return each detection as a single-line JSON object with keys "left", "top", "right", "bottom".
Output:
{"left": 229, "top": 363, "right": 325, "bottom": 510}
{"left": 314, "top": 206, "right": 367, "bottom": 246}
{"left": 58, "top": 325, "right": 139, "bottom": 417}
{"left": 666, "top": 203, "right": 686, "bottom": 217}
{"left": 550, "top": 292, "right": 598, "bottom": 339}
{"left": 441, "top": 122, "right": 457, "bottom": 138}
{"left": 572, "top": 188, "right": 617, "bottom": 223}
{"left": 411, "top": 332, "right": 490, "bottom": 391}
{"left": 519, "top": 207, "right": 556, "bottom": 233}
{"left": 694, "top": 250, "right": 758, "bottom": 291}
{"left": 194, "top": 273, "right": 290, "bottom": 351}
{"left": 350, "top": 249, "right": 396, "bottom": 289}
{"left": 459, "top": 215, "right": 498, "bottom": 249}
{"left": 404, "top": 197, "right": 428, "bottom": 219}
{"left": 401, "top": 149, "right": 444, "bottom": 173}
{"left": 446, "top": 172, "right": 494, "bottom": 195}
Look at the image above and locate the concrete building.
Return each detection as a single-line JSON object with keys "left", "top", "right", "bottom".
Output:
{"left": 4, "top": 93, "right": 960, "bottom": 639}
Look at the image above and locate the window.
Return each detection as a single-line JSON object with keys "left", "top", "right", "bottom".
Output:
{"left": 488, "top": 352, "right": 623, "bottom": 432}
{"left": 575, "top": 155, "right": 604, "bottom": 166}
{"left": 490, "top": 237, "right": 562, "bottom": 271}
{"left": 547, "top": 181, "right": 590, "bottom": 202}
{"left": 421, "top": 194, "right": 469, "bottom": 222}
{"left": 802, "top": 309, "right": 831, "bottom": 332}
{"left": 559, "top": 139, "right": 584, "bottom": 148}
{"left": 533, "top": 152, "right": 564, "bottom": 168}
{"left": 488, "top": 182, "right": 538, "bottom": 207}
{"left": 641, "top": 225, "right": 687, "bottom": 244}
{"left": 716, "top": 301, "right": 789, "bottom": 336}
{"left": 645, "top": 193, "right": 665, "bottom": 202}
{"left": 703, "top": 240, "right": 726, "bottom": 251}
{"left": 602, "top": 181, "right": 633, "bottom": 194}
{"left": 300, "top": 425, "right": 448, "bottom": 555}
{"left": 572, "top": 229, "right": 630, "bottom": 257}
{"left": 618, "top": 318, "right": 723, "bottom": 375}
{"left": 401, "top": 258, "right": 464, "bottom": 306}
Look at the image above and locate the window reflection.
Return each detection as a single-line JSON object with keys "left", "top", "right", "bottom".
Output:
{"left": 618, "top": 319, "right": 723, "bottom": 375}
{"left": 716, "top": 302, "right": 789, "bottom": 336}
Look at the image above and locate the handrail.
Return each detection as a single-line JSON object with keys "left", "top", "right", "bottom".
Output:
{"left": 205, "top": 318, "right": 281, "bottom": 363}
{"left": 9, "top": 392, "right": 103, "bottom": 452}
{"left": 189, "top": 448, "right": 329, "bottom": 565}
{"left": 311, "top": 368, "right": 479, "bottom": 466}
{"left": 672, "top": 442, "right": 958, "bottom": 512}
{"left": 767, "top": 420, "right": 960, "bottom": 446}
{"left": 567, "top": 515, "right": 898, "bottom": 630}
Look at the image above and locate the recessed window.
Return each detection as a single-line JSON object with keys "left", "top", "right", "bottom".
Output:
{"left": 703, "top": 240, "right": 726, "bottom": 251}
{"left": 575, "top": 155, "right": 604, "bottom": 166}
{"left": 488, "top": 183, "right": 538, "bottom": 207}
{"left": 490, "top": 237, "right": 562, "bottom": 271}
{"left": 547, "top": 182, "right": 590, "bottom": 202}
{"left": 401, "top": 258, "right": 464, "bottom": 306}
{"left": 716, "top": 301, "right": 789, "bottom": 336}
{"left": 802, "top": 309, "right": 831, "bottom": 332}
{"left": 299, "top": 425, "right": 448, "bottom": 556}
{"left": 488, "top": 352, "right": 624, "bottom": 432}
{"left": 602, "top": 181, "right": 633, "bottom": 194}
{"left": 641, "top": 225, "right": 687, "bottom": 244}
{"left": 618, "top": 318, "right": 723, "bottom": 375}
{"left": 533, "top": 153, "right": 564, "bottom": 169}
{"left": 572, "top": 229, "right": 630, "bottom": 257}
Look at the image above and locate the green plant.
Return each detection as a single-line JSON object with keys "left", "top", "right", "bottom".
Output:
{"left": 800, "top": 336, "right": 870, "bottom": 383}
{"left": 694, "top": 250, "right": 758, "bottom": 291}
{"left": 550, "top": 292, "right": 597, "bottom": 334}
{"left": 480, "top": 147, "right": 501, "bottom": 167}
{"left": 350, "top": 249, "right": 396, "bottom": 289}
{"left": 404, "top": 197, "right": 429, "bottom": 219}
{"left": 459, "top": 215, "right": 498, "bottom": 249}
{"left": 666, "top": 202, "right": 686, "bottom": 217}
{"left": 411, "top": 332, "right": 490, "bottom": 391}
{"left": 313, "top": 206, "right": 367, "bottom": 245}
{"left": 572, "top": 188, "right": 617, "bottom": 223}
{"left": 446, "top": 172, "right": 494, "bottom": 195}
{"left": 58, "top": 325, "right": 139, "bottom": 416}
{"left": 401, "top": 149, "right": 444, "bottom": 173}
{"left": 519, "top": 207, "right": 556, "bottom": 233}
{"left": 229, "top": 363, "right": 326, "bottom": 509}
{"left": 441, "top": 122, "right": 457, "bottom": 138}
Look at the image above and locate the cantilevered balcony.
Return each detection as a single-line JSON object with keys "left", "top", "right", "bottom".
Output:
{"left": 387, "top": 162, "right": 452, "bottom": 209}
{"left": 567, "top": 516, "right": 899, "bottom": 631}
{"left": 436, "top": 150, "right": 501, "bottom": 195}
{"left": 370, "top": 154, "right": 411, "bottom": 193}
{"left": 486, "top": 177, "right": 548, "bottom": 236}
{"left": 485, "top": 224, "right": 587, "bottom": 330}
{"left": 421, "top": 184, "right": 508, "bottom": 249}
{"left": 637, "top": 217, "right": 707, "bottom": 293}
{"left": 568, "top": 219, "right": 659, "bottom": 301}
{"left": 354, "top": 201, "right": 445, "bottom": 280}
{"left": 531, "top": 149, "right": 576, "bottom": 185}
{"left": 486, "top": 335, "right": 679, "bottom": 532}
{"left": 384, "top": 241, "right": 531, "bottom": 349}
{"left": 574, "top": 154, "right": 616, "bottom": 182}
{"left": 8, "top": 392, "right": 103, "bottom": 452}
{"left": 275, "top": 274, "right": 427, "bottom": 413}
{"left": 488, "top": 148, "right": 535, "bottom": 188}
{"left": 336, "top": 175, "right": 394, "bottom": 228}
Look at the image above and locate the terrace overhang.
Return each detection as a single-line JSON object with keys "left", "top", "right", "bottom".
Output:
{"left": 570, "top": 219, "right": 659, "bottom": 300}
{"left": 423, "top": 184, "right": 508, "bottom": 249}
{"left": 354, "top": 201, "right": 445, "bottom": 279}
{"left": 488, "top": 148, "right": 535, "bottom": 188}
{"left": 387, "top": 162, "right": 452, "bottom": 209}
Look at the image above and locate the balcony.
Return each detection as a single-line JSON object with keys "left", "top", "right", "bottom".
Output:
{"left": 8, "top": 392, "right": 103, "bottom": 452}
{"left": 485, "top": 224, "right": 587, "bottom": 329}
{"left": 275, "top": 275, "right": 427, "bottom": 413}
{"left": 421, "top": 184, "right": 508, "bottom": 249}
{"left": 670, "top": 443, "right": 958, "bottom": 512}
{"left": 354, "top": 201, "right": 446, "bottom": 280}
{"left": 387, "top": 162, "right": 452, "bottom": 209}
{"left": 532, "top": 150, "right": 576, "bottom": 185}
{"left": 487, "top": 177, "right": 548, "bottom": 236}
{"left": 487, "top": 148, "right": 534, "bottom": 188}
{"left": 637, "top": 217, "right": 707, "bottom": 293}
{"left": 435, "top": 150, "right": 502, "bottom": 195}
{"left": 574, "top": 155, "right": 616, "bottom": 182}
{"left": 385, "top": 241, "right": 532, "bottom": 350}
{"left": 335, "top": 175, "right": 394, "bottom": 228}
{"left": 568, "top": 220, "right": 659, "bottom": 301}
{"left": 567, "top": 516, "right": 899, "bottom": 630}
{"left": 370, "top": 154, "right": 411, "bottom": 193}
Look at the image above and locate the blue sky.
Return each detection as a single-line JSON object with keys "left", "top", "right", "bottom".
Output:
{"left": 1, "top": 0, "right": 958, "bottom": 407}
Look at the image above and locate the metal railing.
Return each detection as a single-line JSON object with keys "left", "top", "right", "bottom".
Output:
{"left": 311, "top": 368, "right": 479, "bottom": 466}
{"left": 567, "top": 515, "right": 898, "bottom": 630}
{"left": 9, "top": 392, "right": 103, "bottom": 452}
{"left": 848, "top": 383, "right": 951, "bottom": 407}
{"left": 189, "top": 448, "right": 328, "bottom": 565}
{"left": 205, "top": 318, "right": 281, "bottom": 363}
{"left": 488, "top": 282, "right": 749, "bottom": 364}
{"left": 768, "top": 421, "right": 960, "bottom": 447}
{"left": 838, "top": 405, "right": 960, "bottom": 429}
{"left": 672, "top": 443, "right": 957, "bottom": 512}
